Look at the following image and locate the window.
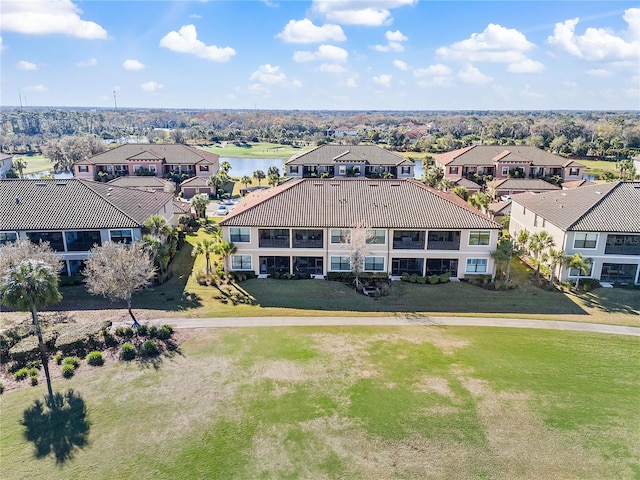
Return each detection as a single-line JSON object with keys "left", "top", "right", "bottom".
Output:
{"left": 259, "top": 256, "right": 290, "bottom": 275}
{"left": 78, "top": 165, "right": 89, "bottom": 172}
{"left": 199, "top": 165, "right": 209, "bottom": 172}
{"left": 502, "top": 166, "right": 509, "bottom": 175}
{"left": 110, "top": 229, "right": 133, "bottom": 244}
{"left": 68, "top": 260, "right": 85, "bottom": 275}
{"left": 26, "top": 231, "right": 65, "bottom": 251}
{"left": 466, "top": 258, "right": 488, "bottom": 273}
{"left": 573, "top": 233, "right": 598, "bottom": 249}
{"left": 339, "top": 166, "right": 346, "bottom": 175}
{"left": 0, "top": 232, "right": 18, "bottom": 244}
{"left": 148, "top": 165, "right": 157, "bottom": 173}
{"left": 601, "top": 263, "right": 638, "bottom": 283}
{"left": 133, "top": 165, "right": 141, "bottom": 172}
{"left": 569, "top": 167, "right": 579, "bottom": 176}
{"left": 364, "top": 256, "right": 385, "bottom": 271}
{"left": 449, "top": 166, "right": 459, "bottom": 174}
{"left": 330, "top": 256, "right": 350, "bottom": 271}
{"left": 230, "top": 228, "right": 250, "bottom": 243}
{"left": 331, "top": 228, "right": 350, "bottom": 244}
{"left": 605, "top": 234, "right": 640, "bottom": 256}
{"left": 391, "top": 258, "right": 423, "bottom": 276}
{"left": 426, "top": 258, "right": 458, "bottom": 277}
{"left": 65, "top": 231, "right": 102, "bottom": 251}
{"left": 427, "top": 231, "right": 460, "bottom": 250}
{"left": 231, "top": 255, "right": 252, "bottom": 270}
{"left": 469, "top": 231, "right": 490, "bottom": 246}
{"left": 293, "top": 257, "right": 323, "bottom": 275}
{"left": 293, "top": 229, "right": 323, "bottom": 248}
{"left": 569, "top": 263, "right": 592, "bottom": 277}
{"left": 534, "top": 215, "right": 538, "bottom": 227}
{"left": 366, "top": 229, "right": 386, "bottom": 245}
{"left": 401, "top": 166, "right": 411, "bottom": 175}
{"left": 258, "top": 229, "right": 289, "bottom": 248}
{"left": 290, "top": 165, "right": 299, "bottom": 174}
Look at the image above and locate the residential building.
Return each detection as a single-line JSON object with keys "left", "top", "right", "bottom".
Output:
{"left": 285, "top": 145, "right": 415, "bottom": 179}
{"left": 219, "top": 178, "right": 500, "bottom": 279}
{"left": 107, "top": 175, "right": 176, "bottom": 193}
{"left": 509, "top": 181, "right": 640, "bottom": 285}
{"left": 434, "top": 145, "right": 585, "bottom": 183}
{"left": 486, "top": 178, "right": 561, "bottom": 200}
{"left": 0, "top": 153, "right": 13, "bottom": 178}
{"left": 73, "top": 144, "right": 219, "bottom": 182}
{"left": 0, "top": 179, "right": 175, "bottom": 275}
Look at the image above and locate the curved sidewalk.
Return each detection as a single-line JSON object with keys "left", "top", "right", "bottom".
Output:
{"left": 151, "top": 315, "right": 640, "bottom": 336}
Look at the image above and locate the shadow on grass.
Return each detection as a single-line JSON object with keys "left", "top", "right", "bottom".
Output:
{"left": 22, "top": 389, "right": 90, "bottom": 464}
{"left": 577, "top": 288, "right": 640, "bottom": 316}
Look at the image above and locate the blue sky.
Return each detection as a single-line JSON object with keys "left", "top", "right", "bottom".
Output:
{"left": 1, "top": 0, "right": 638, "bottom": 110}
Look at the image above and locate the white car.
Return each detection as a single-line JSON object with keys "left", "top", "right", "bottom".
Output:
{"left": 215, "top": 205, "right": 228, "bottom": 216}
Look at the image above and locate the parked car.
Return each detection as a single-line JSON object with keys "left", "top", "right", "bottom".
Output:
{"left": 215, "top": 205, "right": 228, "bottom": 216}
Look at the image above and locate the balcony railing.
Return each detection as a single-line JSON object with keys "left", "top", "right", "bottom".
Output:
{"left": 292, "top": 239, "right": 323, "bottom": 249}
{"left": 259, "top": 238, "right": 290, "bottom": 248}
{"left": 427, "top": 240, "right": 460, "bottom": 251}
{"left": 393, "top": 240, "right": 425, "bottom": 250}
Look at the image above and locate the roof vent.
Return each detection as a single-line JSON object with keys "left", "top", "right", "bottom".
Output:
{"left": 390, "top": 183, "right": 400, "bottom": 186}
{"left": 14, "top": 196, "right": 20, "bottom": 204}
{"left": 595, "top": 191, "right": 601, "bottom": 195}
{"left": 313, "top": 182, "right": 323, "bottom": 186}
{"left": 36, "top": 182, "right": 46, "bottom": 187}
{"left": 56, "top": 182, "right": 66, "bottom": 187}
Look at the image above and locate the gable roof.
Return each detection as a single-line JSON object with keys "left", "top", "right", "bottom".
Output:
{"left": 1, "top": 179, "right": 174, "bottom": 231}
{"left": 488, "top": 178, "right": 561, "bottom": 191}
{"left": 108, "top": 175, "right": 175, "bottom": 191}
{"left": 435, "top": 145, "right": 583, "bottom": 168}
{"left": 79, "top": 144, "right": 220, "bottom": 166}
{"left": 510, "top": 181, "right": 640, "bottom": 232}
{"left": 286, "top": 145, "right": 413, "bottom": 167}
{"left": 220, "top": 178, "right": 500, "bottom": 230}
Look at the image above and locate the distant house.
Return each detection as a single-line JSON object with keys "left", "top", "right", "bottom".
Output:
{"left": 486, "top": 178, "right": 561, "bottom": 200}
{"left": 0, "top": 153, "right": 13, "bottom": 178}
{"left": 285, "top": 145, "right": 415, "bottom": 179}
{"left": 108, "top": 175, "right": 175, "bottom": 193}
{"left": 509, "top": 181, "right": 640, "bottom": 285}
{"left": 434, "top": 145, "right": 585, "bottom": 183}
{"left": 562, "top": 179, "right": 596, "bottom": 189}
{"left": 74, "top": 144, "right": 219, "bottom": 182}
{"left": 453, "top": 177, "right": 482, "bottom": 195}
{"left": 0, "top": 179, "right": 175, "bottom": 276}
{"left": 219, "top": 178, "right": 500, "bottom": 279}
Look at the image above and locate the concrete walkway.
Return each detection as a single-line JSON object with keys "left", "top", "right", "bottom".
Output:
{"left": 148, "top": 315, "right": 640, "bottom": 336}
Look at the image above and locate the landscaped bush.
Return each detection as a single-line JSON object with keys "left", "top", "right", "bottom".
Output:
{"left": 195, "top": 270, "right": 215, "bottom": 286}
{"left": 54, "top": 353, "right": 63, "bottom": 365}
{"left": 136, "top": 324, "right": 148, "bottom": 336}
{"left": 30, "top": 375, "right": 38, "bottom": 386}
{"left": 148, "top": 326, "right": 158, "bottom": 338}
{"left": 87, "top": 351, "right": 104, "bottom": 366}
{"left": 101, "top": 330, "right": 118, "bottom": 348}
{"left": 156, "top": 325, "right": 173, "bottom": 340}
{"left": 62, "top": 364, "right": 75, "bottom": 378}
{"left": 576, "top": 278, "right": 602, "bottom": 292}
{"left": 228, "top": 271, "right": 257, "bottom": 282}
{"left": 120, "top": 343, "right": 136, "bottom": 361}
{"left": 0, "top": 381, "right": 4, "bottom": 394}
{"left": 115, "top": 326, "right": 134, "bottom": 337}
{"left": 63, "top": 357, "right": 80, "bottom": 369}
{"left": 140, "top": 340, "right": 159, "bottom": 356}
{"left": 28, "top": 367, "right": 38, "bottom": 377}
{"left": 428, "top": 275, "right": 439, "bottom": 284}
{"left": 13, "top": 368, "right": 30, "bottom": 381}
{"left": 8, "top": 336, "right": 41, "bottom": 364}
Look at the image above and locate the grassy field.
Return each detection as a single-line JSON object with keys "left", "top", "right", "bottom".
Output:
{"left": 14, "top": 155, "right": 54, "bottom": 174}
{"left": 200, "top": 142, "right": 313, "bottom": 159}
{"left": 1, "top": 326, "right": 638, "bottom": 479}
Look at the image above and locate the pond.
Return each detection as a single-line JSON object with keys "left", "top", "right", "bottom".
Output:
{"left": 26, "top": 171, "right": 74, "bottom": 180}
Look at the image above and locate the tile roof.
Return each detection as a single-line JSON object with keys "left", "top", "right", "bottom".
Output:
{"left": 510, "top": 181, "right": 640, "bottom": 232}
{"left": 1, "top": 179, "right": 174, "bottom": 231}
{"left": 561, "top": 179, "right": 595, "bottom": 189}
{"left": 108, "top": 176, "right": 175, "bottom": 191}
{"left": 488, "top": 178, "right": 561, "bottom": 191}
{"left": 285, "top": 145, "right": 413, "bottom": 167}
{"left": 435, "top": 145, "right": 583, "bottom": 168}
{"left": 179, "top": 176, "right": 210, "bottom": 187}
{"left": 79, "top": 144, "right": 220, "bottom": 166}
{"left": 173, "top": 200, "right": 192, "bottom": 214}
{"left": 488, "top": 200, "right": 512, "bottom": 215}
{"left": 454, "top": 178, "right": 482, "bottom": 190}
{"left": 220, "top": 178, "right": 500, "bottom": 230}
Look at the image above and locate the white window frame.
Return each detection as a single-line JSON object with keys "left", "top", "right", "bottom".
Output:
{"left": 331, "top": 228, "right": 351, "bottom": 244}
{"left": 148, "top": 165, "right": 157, "bottom": 173}
{"left": 231, "top": 255, "right": 252, "bottom": 271}
{"left": 338, "top": 165, "right": 346, "bottom": 175}
{"left": 289, "top": 165, "right": 299, "bottom": 174}
{"left": 0, "top": 231, "right": 18, "bottom": 244}
{"left": 78, "top": 165, "right": 89, "bottom": 173}
{"left": 468, "top": 230, "right": 490, "bottom": 246}
{"left": 364, "top": 256, "right": 385, "bottom": 272}
{"left": 569, "top": 167, "right": 579, "bottom": 176}
{"left": 569, "top": 264, "right": 593, "bottom": 277}
{"left": 330, "top": 256, "right": 351, "bottom": 271}
{"left": 466, "top": 258, "right": 488, "bottom": 273}
{"left": 229, "top": 227, "right": 250, "bottom": 243}
{"left": 401, "top": 166, "right": 411, "bottom": 175}
{"left": 366, "top": 229, "right": 386, "bottom": 245}
{"left": 109, "top": 229, "right": 133, "bottom": 244}
{"left": 502, "top": 166, "right": 509, "bottom": 175}
{"left": 573, "top": 233, "right": 598, "bottom": 250}
{"left": 133, "top": 165, "right": 142, "bottom": 172}
{"left": 449, "top": 166, "right": 458, "bottom": 174}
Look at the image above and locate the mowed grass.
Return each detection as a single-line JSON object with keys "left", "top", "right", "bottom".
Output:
{"left": 1, "top": 326, "right": 638, "bottom": 479}
{"left": 15, "top": 155, "right": 54, "bottom": 174}
{"left": 199, "top": 142, "right": 313, "bottom": 159}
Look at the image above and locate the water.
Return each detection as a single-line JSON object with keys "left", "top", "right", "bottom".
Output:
{"left": 26, "top": 171, "right": 74, "bottom": 180}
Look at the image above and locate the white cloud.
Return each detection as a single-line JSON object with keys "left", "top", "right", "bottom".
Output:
{"left": 24, "top": 84, "right": 48, "bottom": 92}
{"left": 588, "top": 68, "right": 613, "bottom": 77}
{"left": 249, "top": 64, "right": 302, "bottom": 90}
{"left": 293, "top": 44, "right": 348, "bottom": 63}
{"left": 457, "top": 65, "right": 492, "bottom": 85}
{"left": 312, "top": 0, "right": 416, "bottom": 26}
{"left": 17, "top": 60, "right": 37, "bottom": 70}
{"left": 342, "top": 77, "right": 358, "bottom": 88}
{"left": 548, "top": 8, "right": 640, "bottom": 62}
{"left": 393, "top": 60, "right": 408, "bottom": 71}
{"left": 0, "top": 0, "right": 107, "bottom": 39}
{"left": 123, "top": 59, "right": 145, "bottom": 71}
{"left": 276, "top": 18, "right": 346, "bottom": 43}
{"left": 0, "top": 37, "right": 4, "bottom": 53}
{"left": 374, "top": 30, "right": 408, "bottom": 52}
{"left": 189, "top": 14, "right": 202, "bottom": 19}
{"left": 319, "top": 63, "right": 346, "bottom": 73}
{"left": 141, "top": 81, "right": 163, "bottom": 92}
{"left": 508, "top": 59, "right": 545, "bottom": 73}
{"left": 413, "top": 64, "right": 453, "bottom": 77}
{"left": 160, "top": 24, "right": 236, "bottom": 62}
{"left": 77, "top": 58, "right": 97, "bottom": 67}
{"left": 373, "top": 74, "right": 392, "bottom": 87}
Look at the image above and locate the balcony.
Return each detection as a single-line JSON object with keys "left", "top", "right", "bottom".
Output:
{"left": 258, "top": 229, "right": 290, "bottom": 248}
{"left": 293, "top": 230, "right": 323, "bottom": 249}
{"left": 427, "top": 231, "right": 461, "bottom": 251}
{"left": 393, "top": 231, "right": 425, "bottom": 250}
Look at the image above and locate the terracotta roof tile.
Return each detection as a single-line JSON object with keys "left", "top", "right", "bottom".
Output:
{"left": 436, "top": 145, "right": 584, "bottom": 168}
{"left": 81, "top": 144, "right": 220, "bottom": 166}
{"left": 285, "top": 145, "right": 413, "bottom": 167}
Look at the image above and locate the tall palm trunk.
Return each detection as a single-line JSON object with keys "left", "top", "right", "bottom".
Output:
{"left": 32, "top": 307, "right": 54, "bottom": 404}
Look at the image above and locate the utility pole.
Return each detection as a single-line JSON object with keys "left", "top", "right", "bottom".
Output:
{"left": 113, "top": 90, "right": 118, "bottom": 110}
{"left": 18, "top": 89, "right": 23, "bottom": 110}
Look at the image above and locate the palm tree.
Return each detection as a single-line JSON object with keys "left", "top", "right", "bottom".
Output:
{"left": 241, "top": 175, "right": 252, "bottom": 190}
{"left": 516, "top": 230, "right": 530, "bottom": 253}
{"left": 491, "top": 238, "right": 518, "bottom": 283}
{"left": 191, "top": 194, "right": 209, "bottom": 218}
{"left": 0, "top": 260, "right": 62, "bottom": 404}
{"left": 144, "top": 214, "right": 171, "bottom": 239}
{"left": 253, "top": 170, "right": 266, "bottom": 186}
{"left": 13, "top": 157, "right": 28, "bottom": 179}
{"left": 220, "top": 161, "right": 232, "bottom": 174}
{"left": 192, "top": 238, "right": 217, "bottom": 275}
{"left": 529, "top": 231, "right": 555, "bottom": 278}
{"left": 451, "top": 186, "right": 469, "bottom": 201}
{"left": 215, "top": 240, "right": 237, "bottom": 273}
{"left": 567, "top": 252, "right": 593, "bottom": 291}
{"left": 545, "top": 249, "right": 567, "bottom": 289}
{"left": 267, "top": 173, "right": 279, "bottom": 187}
{"left": 468, "top": 192, "right": 490, "bottom": 211}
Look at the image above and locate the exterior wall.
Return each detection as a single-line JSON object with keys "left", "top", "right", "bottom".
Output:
{"left": 222, "top": 226, "right": 498, "bottom": 279}
{"left": 562, "top": 166, "right": 584, "bottom": 181}
{"left": 75, "top": 164, "right": 96, "bottom": 180}
{"left": 0, "top": 157, "right": 13, "bottom": 178}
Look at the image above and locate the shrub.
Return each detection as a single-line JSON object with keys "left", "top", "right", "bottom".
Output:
{"left": 54, "top": 353, "right": 63, "bottom": 365}
{"left": 115, "top": 326, "right": 126, "bottom": 336}
{"left": 30, "top": 375, "right": 38, "bottom": 386}
{"left": 120, "top": 343, "right": 136, "bottom": 361}
{"left": 410, "top": 274, "right": 419, "bottom": 283}
{"left": 439, "top": 272, "right": 451, "bottom": 283}
{"left": 62, "top": 364, "right": 75, "bottom": 378}
{"left": 148, "top": 326, "right": 159, "bottom": 338}
{"left": 87, "top": 351, "right": 104, "bottom": 366}
{"left": 0, "top": 381, "right": 3, "bottom": 394}
{"left": 140, "top": 340, "right": 159, "bottom": 356}
{"left": 28, "top": 367, "right": 38, "bottom": 377}
{"left": 26, "top": 360, "right": 41, "bottom": 370}
{"left": 63, "top": 357, "right": 80, "bottom": 369}
{"left": 428, "top": 275, "right": 440, "bottom": 284}
{"left": 136, "top": 324, "right": 148, "bottom": 336}
{"left": 101, "top": 330, "right": 118, "bottom": 348}
{"left": 156, "top": 325, "right": 173, "bottom": 340}
{"left": 577, "top": 278, "right": 602, "bottom": 292}
{"left": 13, "top": 368, "right": 30, "bottom": 381}
{"left": 401, "top": 272, "right": 410, "bottom": 282}
{"left": 417, "top": 276, "right": 427, "bottom": 284}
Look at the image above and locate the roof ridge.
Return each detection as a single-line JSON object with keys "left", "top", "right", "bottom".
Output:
{"left": 565, "top": 181, "right": 620, "bottom": 230}
{"left": 81, "top": 180, "right": 150, "bottom": 225}
{"left": 220, "top": 179, "right": 303, "bottom": 224}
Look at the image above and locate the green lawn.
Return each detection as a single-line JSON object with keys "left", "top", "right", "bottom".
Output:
{"left": 15, "top": 155, "right": 54, "bottom": 175}
{"left": 1, "top": 326, "right": 638, "bottom": 479}
{"left": 578, "top": 159, "right": 620, "bottom": 179}
{"left": 199, "top": 142, "right": 313, "bottom": 159}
